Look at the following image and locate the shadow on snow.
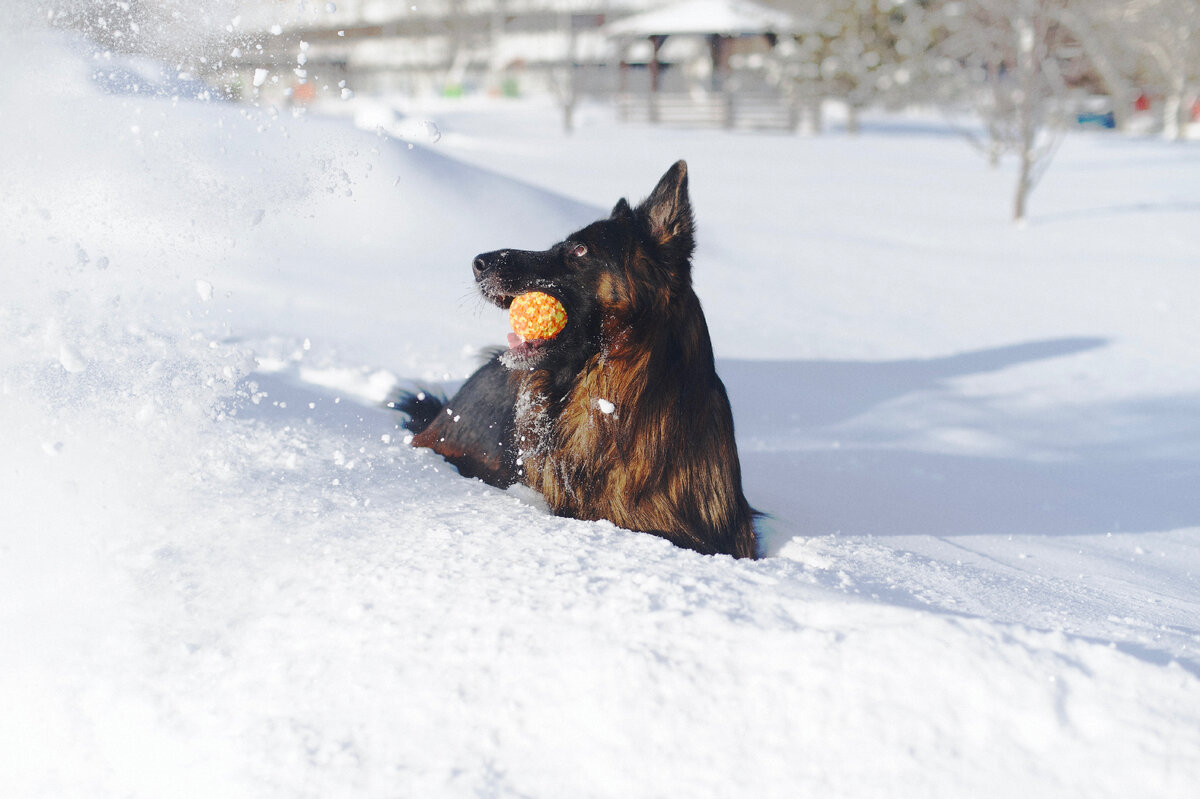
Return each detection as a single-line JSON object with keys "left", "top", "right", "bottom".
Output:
{"left": 721, "top": 338, "right": 1200, "bottom": 544}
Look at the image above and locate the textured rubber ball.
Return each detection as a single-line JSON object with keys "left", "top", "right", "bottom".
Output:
{"left": 509, "top": 292, "right": 567, "bottom": 340}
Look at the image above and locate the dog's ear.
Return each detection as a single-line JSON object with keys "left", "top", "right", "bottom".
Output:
{"left": 639, "top": 160, "right": 694, "bottom": 254}
{"left": 611, "top": 197, "right": 633, "bottom": 220}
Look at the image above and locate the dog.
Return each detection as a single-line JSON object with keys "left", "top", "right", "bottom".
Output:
{"left": 394, "top": 161, "right": 758, "bottom": 558}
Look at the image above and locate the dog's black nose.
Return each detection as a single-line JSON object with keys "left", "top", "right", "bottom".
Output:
{"left": 473, "top": 250, "right": 509, "bottom": 278}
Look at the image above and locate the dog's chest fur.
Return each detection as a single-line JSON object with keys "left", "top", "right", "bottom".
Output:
{"left": 514, "top": 354, "right": 632, "bottom": 523}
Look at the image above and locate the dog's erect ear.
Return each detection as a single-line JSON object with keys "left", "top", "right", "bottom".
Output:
{"left": 639, "top": 160, "right": 694, "bottom": 251}
{"left": 611, "top": 197, "right": 633, "bottom": 220}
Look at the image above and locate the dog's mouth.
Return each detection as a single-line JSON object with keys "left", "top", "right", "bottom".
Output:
{"left": 506, "top": 331, "right": 552, "bottom": 353}
{"left": 500, "top": 332, "right": 554, "bottom": 370}
{"left": 506, "top": 331, "right": 531, "bottom": 349}
{"left": 478, "top": 278, "right": 567, "bottom": 370}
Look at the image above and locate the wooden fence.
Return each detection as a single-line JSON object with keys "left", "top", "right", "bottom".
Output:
{"left": 616, "top": 92, "right": 798, "bottom": 131}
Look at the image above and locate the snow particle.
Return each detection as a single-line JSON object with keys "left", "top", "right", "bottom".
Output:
{"left": 597, "top": 398, "right": 615, "bottom": 415}
{"left": 195, "top": 279, "right": 214, "bottom": 302}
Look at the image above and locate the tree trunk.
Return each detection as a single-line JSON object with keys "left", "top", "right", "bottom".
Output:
{"left": 1163, "top": 76, "right": 1185, "bottom": 141}
{"left": 1014, "top": 145, "right": 1033, "bottom": 224}
{"left": 562, "top": 99, "right": 576, "bottom": 135}
{"left": 560, "top": 18, "right": 577, "bottom": 136}
{"left": 1013, "top": 5, "right": 1036, "bottom": 224}
{"left": 649, "top": 35, "right": 665, "bottom": 125}
{"left": 802, "top": 91, "right": 824, "bottom": 135}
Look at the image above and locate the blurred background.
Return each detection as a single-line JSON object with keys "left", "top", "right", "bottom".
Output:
{"left": 52, "top": 0, "right": 1200, "bottom": 132}
{"left": 43, "top": 0, "right": 1200, "bottom": 221}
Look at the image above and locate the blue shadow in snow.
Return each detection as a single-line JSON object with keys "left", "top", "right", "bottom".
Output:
{"left": 720, "top": 338, "right": 1200, "bottom": 540}
{"left": 231, "top": 371, "right": 400, "bottom": 440}
{"left": 721, "top": 338, "right": 1107, "bottom": 431}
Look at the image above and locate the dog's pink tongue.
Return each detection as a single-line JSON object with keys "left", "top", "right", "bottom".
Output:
{"left": 507, "top": 331, "right": 525, "bottom": 349}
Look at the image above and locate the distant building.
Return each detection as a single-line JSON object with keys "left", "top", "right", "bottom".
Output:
{"left": 230, "top": 0, "right": 666, "bottom": 102}
{"left": 606, "top": 0, "right": 804, "bottom": 129}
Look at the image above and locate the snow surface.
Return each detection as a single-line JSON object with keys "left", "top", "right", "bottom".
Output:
{"left": 3, "top": 23, "right": 1200, "bottom": 799}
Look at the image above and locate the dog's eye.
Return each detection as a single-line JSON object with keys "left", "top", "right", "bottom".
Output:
{"left": 571, "top": 244, "right": 588, "bottom": 258}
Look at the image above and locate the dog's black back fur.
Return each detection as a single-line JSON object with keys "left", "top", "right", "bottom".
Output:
{"left": 396, "top": 162, "right": 758, "bottom": 558}
{"left": 395, "top": 352, "right": 521, "bottom": 487}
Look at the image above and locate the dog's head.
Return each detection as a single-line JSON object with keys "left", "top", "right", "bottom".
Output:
{"left": 474, "top": 160, "right": 696, "bottom": 371}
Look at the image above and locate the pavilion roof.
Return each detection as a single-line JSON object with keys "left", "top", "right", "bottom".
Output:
{"left": 605, "top": 0, "right": 805, "bottom": 38}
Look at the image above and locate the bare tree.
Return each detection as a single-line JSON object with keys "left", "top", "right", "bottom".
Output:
{"left": 773, "top": 0, "right": 945, "bottom": 134}
{"left": 940, "top": 0, "right": 1082, "bottom": 222}
{"left": 546, "top": 12, "right": 581, "bottom": 135}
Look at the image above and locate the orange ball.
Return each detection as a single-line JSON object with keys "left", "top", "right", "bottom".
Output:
{"left": 509, "top": 291, "right": 567, "bottom": 341}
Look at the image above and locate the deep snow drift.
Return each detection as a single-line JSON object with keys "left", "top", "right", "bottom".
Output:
{"left": 2, "top": 26, "right": 1199, "bottom": 799}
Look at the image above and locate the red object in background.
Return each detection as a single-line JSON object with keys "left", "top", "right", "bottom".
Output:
{"left": 1135, "top": 93, "right": 1151, "bottom": 112}
{"left": 1192, "top": 98, "right": 1200, "bottom": 122}
{"left": 292, "top": 81, "right": 317, "bottom": 105}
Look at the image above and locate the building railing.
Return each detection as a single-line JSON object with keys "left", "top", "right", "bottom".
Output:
{"left": 615, "top": 91, "right": 798, "bottom": 131}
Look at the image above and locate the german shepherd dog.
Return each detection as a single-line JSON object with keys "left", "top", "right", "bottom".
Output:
{"left": 394, "top": 161, "right": 758, "bottom": 558}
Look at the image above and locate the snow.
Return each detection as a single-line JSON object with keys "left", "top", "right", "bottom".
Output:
{"left": 3, "top": 22, "right": 1200, "bottom": 799}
